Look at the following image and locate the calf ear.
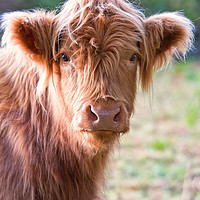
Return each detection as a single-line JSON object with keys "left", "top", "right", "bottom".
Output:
{"left": 1, "top": 11, "right": 54, "bottom": 62}
{"left": 140, "top": 12, "right": 194, "bottom": 91}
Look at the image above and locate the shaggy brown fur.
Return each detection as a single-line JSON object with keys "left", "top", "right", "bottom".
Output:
{"left": 0, "top": 0, "right": 194, "bottom": 199}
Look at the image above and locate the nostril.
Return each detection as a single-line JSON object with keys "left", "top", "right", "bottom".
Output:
{"left": 113, "top": 107, "right": 121, "bottom": 123}
{"left": 87, "top": 105, "right": 98, "bottom": 122}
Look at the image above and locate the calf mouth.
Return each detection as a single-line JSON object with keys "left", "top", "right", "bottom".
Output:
{"left": 82, "top": 129, "right": 127, "bottom": 140}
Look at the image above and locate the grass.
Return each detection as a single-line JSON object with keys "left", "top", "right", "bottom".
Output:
{"left": 149, "top": 138, "right": 171, "bottom": 151}
{"left": 106, "top": 59, "right": 200, "bottom": 200}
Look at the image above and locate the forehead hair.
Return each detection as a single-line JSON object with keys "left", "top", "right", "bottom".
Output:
{"left": 53, "top": 0, "right": 145, "bottom": 60}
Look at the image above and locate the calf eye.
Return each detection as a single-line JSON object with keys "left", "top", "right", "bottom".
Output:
{"left": 62, "top": 53, "right": 70, "bottom": 62}
{"left": 130, "top": 54, "right": 136, "bottom": 62}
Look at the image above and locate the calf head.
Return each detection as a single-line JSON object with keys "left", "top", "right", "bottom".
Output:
{"left": 1, "top": 0, "right": 194, "bottom": 155}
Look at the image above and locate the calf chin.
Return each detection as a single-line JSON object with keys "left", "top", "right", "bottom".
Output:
{"left": 76, "top": 130, "right": 121, "bottom": 155}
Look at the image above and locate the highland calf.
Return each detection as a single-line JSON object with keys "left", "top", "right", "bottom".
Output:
{"left": 0, "top": 0, "right": 194, "bottom": 199}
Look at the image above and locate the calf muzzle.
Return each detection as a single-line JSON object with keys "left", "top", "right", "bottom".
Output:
{"left": 79, "top": 100, "right": 128, "bottom": 133}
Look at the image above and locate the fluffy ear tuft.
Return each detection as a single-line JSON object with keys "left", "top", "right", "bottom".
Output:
{"left": 1, "top": 11, "right": 55, "bottom": 62}
{"left": 140, "top": 12, "right": 194, "bottom": 91}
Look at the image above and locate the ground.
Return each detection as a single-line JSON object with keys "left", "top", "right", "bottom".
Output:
{"left": 106, "top": 60, "right": 200, "bottom": 200}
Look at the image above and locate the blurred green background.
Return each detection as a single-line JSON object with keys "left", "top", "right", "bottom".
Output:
{"left": 0, "top": 0, "right": 199, "bottom": 199}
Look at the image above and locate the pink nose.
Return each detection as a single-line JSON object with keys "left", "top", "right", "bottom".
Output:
{"left": 83, "top": 103, "right": 127, "bottom": 132}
